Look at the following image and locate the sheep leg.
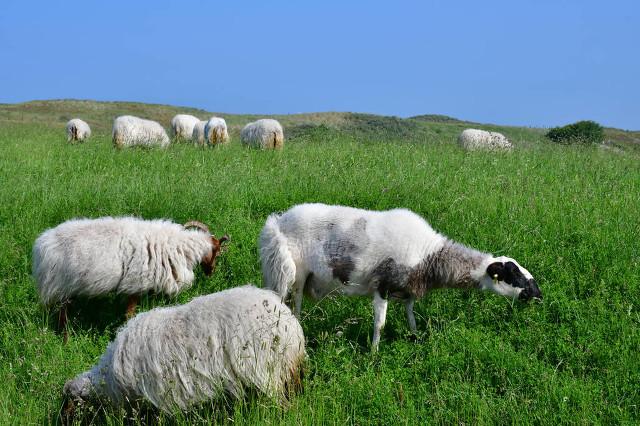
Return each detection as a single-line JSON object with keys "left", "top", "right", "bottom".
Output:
{"left": 126, "top": 295, "right": 140, "bottom": 319}
{"left": 404, "top": 298, "right": 417, "bottom": 333}
{"left": 59, "top": 301, "right": 69, "bottom": 344}
{"left": 372, "top": 291, "right": 388, "bottom": 352}
{"left": 292, "top": 280, "right": 305, "bottom": 319}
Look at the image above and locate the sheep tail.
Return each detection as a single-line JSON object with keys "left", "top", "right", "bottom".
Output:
{"left": 259, "top": 214, "right": 296, "bottom": 300}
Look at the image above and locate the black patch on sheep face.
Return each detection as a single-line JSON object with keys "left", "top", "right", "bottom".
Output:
{"left": 486, "top": 261, "right": 542, "bottom": 301}
{"left": 323, "top": 218, "right": 368, "bottom": 283}
{"left": 486, "top": 261, "right": 528, "bottom": 288}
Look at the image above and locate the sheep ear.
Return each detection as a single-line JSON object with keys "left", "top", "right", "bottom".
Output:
{"left": 486, "top": 262, "right": 505, "bottom": 280}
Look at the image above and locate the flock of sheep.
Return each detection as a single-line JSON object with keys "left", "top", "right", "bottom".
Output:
{"left": 67, "top": 114, "right": 285, "bottom": 149}
{"left": 67, "top": 114, "right": 513, "bottom": 151}
{"left": 39, "top": 112, "right": 528, "bottom": 417}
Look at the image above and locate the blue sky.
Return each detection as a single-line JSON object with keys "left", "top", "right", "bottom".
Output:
{"left": 1, "top": 1, "right": 638, "bottom": 129}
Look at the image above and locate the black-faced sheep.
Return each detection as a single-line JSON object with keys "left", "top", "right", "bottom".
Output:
{"left": 259, "top": 203, "right": 541, "bottom": 350}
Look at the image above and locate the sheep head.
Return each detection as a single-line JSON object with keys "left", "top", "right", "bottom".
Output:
{"left": 184, "top": 221, "right": 230, "bottom": 276}
{"left": 481, "top": 257, "right": 542, "bottom": 301}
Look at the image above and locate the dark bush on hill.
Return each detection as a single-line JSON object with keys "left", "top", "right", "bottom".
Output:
{"left": 546, "top": 120, "right": 604, "bottom": 144}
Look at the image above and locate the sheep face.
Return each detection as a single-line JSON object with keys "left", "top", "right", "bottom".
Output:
{"left": 479, "top": 257, "right": 541, "bottom": 301}
{"left": 200, "top": 235, "right": 229, "bottom": 276}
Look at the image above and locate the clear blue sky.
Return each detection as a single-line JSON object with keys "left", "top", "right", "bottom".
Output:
{"left": 1, "top": 0, "right": 638, "bottom": 129}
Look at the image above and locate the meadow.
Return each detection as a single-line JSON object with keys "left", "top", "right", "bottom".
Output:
{"left": 0, "top": 101, "right": 638, "bottom": 424}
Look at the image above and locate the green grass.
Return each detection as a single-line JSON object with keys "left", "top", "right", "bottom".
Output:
{"left": 0, "top": 101, "right": 638, "bottom": 424}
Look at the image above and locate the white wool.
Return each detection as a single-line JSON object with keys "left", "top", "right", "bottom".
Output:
{"left": 204, "top": 117, "right": 230, "bottom": 145}
{"left": 240, "top": 119, "right": 284, "bottom": 149}
{"left": 32, "top": 217, "right": 213, "bottom": 306}
{"left": 112, "top": 115, "right": 170, "bottom": 148}
{"left": 191, "top": 120, "right": 207, "bottom": 145}
{"left": 458, "top": 128, "right": 512, "bottom": 150}
{"left": 64, "top": 285, "right": 306, "bottom": 412}
{"left": 171, "top": 114, "right": 200, "bottom": 140}
{"left": 66, "top": 119, "right": 91, "bottom": 142}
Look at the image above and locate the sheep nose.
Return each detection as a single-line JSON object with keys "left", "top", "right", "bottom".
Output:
{"left": 529, "top": 279, "right": 542, "bottom": 300}
{"left": 519, "top": 279, "right": 542, "bottom": 301}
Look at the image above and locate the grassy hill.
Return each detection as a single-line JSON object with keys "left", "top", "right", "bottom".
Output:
{"left": 0, "top": 100, "right": 638, "bottom": 424}
{"left": 1, "top": 99, "right": 638, "bottom": 151}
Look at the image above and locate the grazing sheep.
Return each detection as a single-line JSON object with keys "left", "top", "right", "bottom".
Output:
{"left": 66, "top": 119, "right": 91, "bottom": 143}
{"left": 32, "top": 217, "right": 229, "bottom": 341}
{"left": 204, "top": 117, "right": 230, "bottom": 145}
{"left": 112, "top": 115, "right": 170, "bottom": 148}
{"left": 63, "top": 285, "right": 305, "bottom": 414}
{"left": 241, "top": 119, "right": 284, "bottom": 149}
{"left": 171, "top": 114, "right": 200, "bottom": 141}
{"left": 458, "top": 129, "right": 512, "bottom": 150}
{"left": 191, "top": 120, "right": 207, "bottom": 145}
{"left": 260, "top": 203, "right": 541, "bottom": 350}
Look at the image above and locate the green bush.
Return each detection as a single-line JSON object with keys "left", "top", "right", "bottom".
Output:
{"left": 546, "top": 120, "right": 604, "bottom": 144}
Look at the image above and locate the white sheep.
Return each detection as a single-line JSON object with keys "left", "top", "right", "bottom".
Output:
{"left": 240, "top": 119, "right": 284, "bottom": 149}
{"left": 66, "top": 119, "right": 91, "bottom": 143}
{"left": 32, "top": 217, "right": 228, "bottom": 340}
{"left": 112, "top": 115, "right": 170, "bottom": 148}
{"left": 191, "top": 120, "right": 207, "bottom": 145}
{"left": 63, "top": 285, "right": 305, "bottom": 414}
{"left": 204, "top": 117, "right": 230, "bottom": 145}
{"left": 458, "top": 128, "right": 512, "bottom": 150}
{"left": 260, "top": 203, "right": 541, "bottom": 350}
{"left": 171, "top": 114, "right": 200, "bottom": 141}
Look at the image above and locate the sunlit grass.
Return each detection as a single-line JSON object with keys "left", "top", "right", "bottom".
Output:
{"left": 0, "top": 118, "right": 638, "bottom": 424}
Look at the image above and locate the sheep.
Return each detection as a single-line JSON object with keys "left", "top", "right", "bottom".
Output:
{"left": 66, "top": 119, "right": 91, "bottom": 143}
{"left": 32, "top": 217, "right": 229, "bottom": 341}
{"left": 191, "top": 120, "right": 207, "bottom": 145}
{"left": 112, "top": 115, "right": 170, "bottom": 148}
{"left": 259, "top": 203, "right": 541, "bottom": 351}
{"left": 171, "top": 114, "right": 200, "bottom": 141}
{"left": 63, "top": 285, "right": 305, "bottom": 415}
{"left": 458, "top": 128, "right": 512, "bottom": 150}
{"left": 204, "top": 117, "right": 230, "bottom": 145}
{"left": 240, "top": 119, "right": 284, "bottom": 149}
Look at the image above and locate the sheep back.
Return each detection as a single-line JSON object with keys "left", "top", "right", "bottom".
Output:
{"left": 32, "top": 217, "right": 212, "bottom": 306}
{"left": 112, "top": 115, "right": 170, "bottom": 148}
{"left": 64, "top": 285, "right": 306, "bottom": 412}
{"left": 240, "top": 119, "right": 284, "bottom": 149}
{"left": 204, "top": 117, "right": 230, "bottom": 145}
{"left": 171, "top": 114, "right": 200, "bottom": 140}
{"left": 458, "top": 129, "right": 512, "bottom": 150}
{"left": 191, "top": 121, "right": 207, "bottom": 145}
{"left": 66, "top": 119, "right": 91, "bottom": 143}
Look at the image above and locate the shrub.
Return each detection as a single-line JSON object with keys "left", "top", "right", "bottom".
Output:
{"left": 546, "top": 120, "right": 604, "bottom": 144}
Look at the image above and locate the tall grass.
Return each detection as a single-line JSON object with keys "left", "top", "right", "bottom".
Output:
{"left": 0, "top": 120, "right": 638, "bottom": 424}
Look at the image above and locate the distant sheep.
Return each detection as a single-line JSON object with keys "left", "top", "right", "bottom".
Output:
{"left": 32, "top": 217, "right": 229, "bottom": 341}
{"left": 260, "top": 203, "right": 541, "bottom": 350}
{"left": 63, "top": 285, "right": 305, "bottom": 414}
{"left": 171, "top": 114, "right": 200, "bottom": 141}
{"left": 458, "top": 129, "right": 512, "bottom": 150}
{"left": 112, "top": 115, "right": 170, "bottom": 148}
{"left": 191, "top": 120, "right": 206, "bottom": 145}
{"left": 204, "top": 117, "right": 230, "bottom": 145}
{"left": 66, "top": 119, "right": 91, "bottom": 143}
{"left": 241, "top": 119, "right": 284, "bottom": 149}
